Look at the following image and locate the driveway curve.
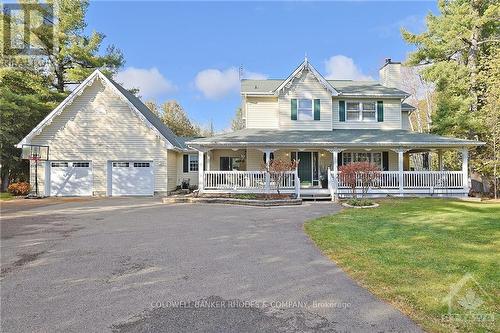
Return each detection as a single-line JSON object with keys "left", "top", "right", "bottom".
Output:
{"left": 1, "top": 198, "right": 422, "bottom": 332}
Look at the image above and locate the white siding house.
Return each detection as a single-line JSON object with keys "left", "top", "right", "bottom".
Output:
{"left": 187, "top": 58, "right": 483, "bottom": 198}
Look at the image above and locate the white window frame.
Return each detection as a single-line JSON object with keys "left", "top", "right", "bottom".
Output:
{"left": 345, "top": 101, "right": 377, "bottom": 122}
{"left": 297, "top": 98, "right": 313, "bottom": 121}
{"left": 342, "top": 152, "right": 383, "bottom": 169}
{"left": 188, "top": 154, "right": 198, "bottom": 172}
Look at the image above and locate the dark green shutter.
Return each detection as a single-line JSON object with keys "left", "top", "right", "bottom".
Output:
{"left": 377, "top": 101, "right": 384, "bottom": 122}
{"left": 291, "top": 99, "right": 297, "bottom": 120}
{"left": 339, "top": 101, "right": 346, "bottom": 122}
{"left": 183, "top": 154, "right": 189, "bottom": 173}
{"left": 313, "top": 99, "right": 320, "bottom": 120}
{"left": 382, "top": 151, "right": 389, "bottom": 171}
{"left": 338, "top": 152, "right": 343, "bottom": 166}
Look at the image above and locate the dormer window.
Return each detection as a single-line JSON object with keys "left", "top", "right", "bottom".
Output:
{"left": 346, "top": 101, "right": 377, "bottom": 122}
{"left": 298, "top": 99, "right": 313, "bottom": 120}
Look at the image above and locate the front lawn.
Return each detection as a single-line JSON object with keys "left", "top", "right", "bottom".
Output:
{"left": 0, "top": 192, "right": 14, "bottom": 201}
{"left": 305, "top": 198, "right": 499, "bottom": 333}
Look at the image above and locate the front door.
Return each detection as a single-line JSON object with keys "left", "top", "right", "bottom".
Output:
{"left": 297, "top": 152, "right": 312, "bottom": 185}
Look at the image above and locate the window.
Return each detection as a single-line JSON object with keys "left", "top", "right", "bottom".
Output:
{"left": 342, "top": 152, "right": 382, "bottom": 169}
{"left": 133, "top": 162, "right": 150, "bottom": 168}
{"left": 73, "top": 162, "right": 89, "bottom": 168}
{"left": 51, "top": 162, "right": 68, "bottom": 167}
{"left": 220, "top": 157, "right": 242, "bottom": 171}
{"left": 189, "top": 155, "right": 198, "bottom": 172}
{"left": 298, "top": 99, "right": 313, "bottom": 120}
{"left": 346, "top": 101, "right": 377, "bottom": 122}
{"left": 112, "top": 162, "right": 129, "bottom": 167}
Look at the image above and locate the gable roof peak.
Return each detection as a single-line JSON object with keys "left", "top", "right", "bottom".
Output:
{"left": 273, "top": 58, "right": 339, "bottom": 96}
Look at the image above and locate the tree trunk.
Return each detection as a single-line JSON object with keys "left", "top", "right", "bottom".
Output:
{"left": 1, "top": 171, "right": 10, "bottom": 192}
{"left": 468, "top": 1, "right": 481, "bottom": 114}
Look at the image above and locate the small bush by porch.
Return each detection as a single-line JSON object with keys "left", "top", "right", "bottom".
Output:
{"left": 305, "top": 198, "right": 499, "bottom": 333}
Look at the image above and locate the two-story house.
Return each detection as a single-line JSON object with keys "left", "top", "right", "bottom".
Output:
{"left": 187, "top": 58, "right": 482, "bottom": 198}
{"left": 18, "top": 59, "right": 482, "bottom": 198}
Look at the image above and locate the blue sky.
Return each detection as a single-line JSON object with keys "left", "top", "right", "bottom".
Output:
{"left": 86, "top": 1, "right": 437, "bottom": 131}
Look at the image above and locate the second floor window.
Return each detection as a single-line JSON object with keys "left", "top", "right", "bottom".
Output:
{"left": 346, "top": 101, "right": 376, "bottom": 122}
{"left": 298, "top": 99, "right": 313, "bottom": 120}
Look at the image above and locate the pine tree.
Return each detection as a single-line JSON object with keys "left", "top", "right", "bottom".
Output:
{"left": 0, "top": 69, "right": 65, "bottom": 190}
{"left": 13, "top": 0, "right": 124, "bottom": 91}
{"left": 402, "top": 0, "right": 500, "bottom": 191}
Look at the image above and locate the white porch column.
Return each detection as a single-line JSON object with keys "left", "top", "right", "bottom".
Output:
{"left": 461, "top": 148, "right": 469, "bottom": 194}
{"left": 437, "top": 150, "right": 443, "bottom": 171}
{"left": 259, "top": 148, "right": 275, "bottom": 192}
{"left": 206, "top": 151, "right": 211, "bottom": 171}
{"left": 198, "top": 150, "right": 205, "bottom": 192}
{"left": 327, "top": 148, "right": 343, "bottom": 201}
{"left": 394, "top": 148, "right": 405, "bottom": 196}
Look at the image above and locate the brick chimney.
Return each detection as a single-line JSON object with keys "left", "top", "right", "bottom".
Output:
{"left": 379, "top": 58, "right": 402, "bottom": 89}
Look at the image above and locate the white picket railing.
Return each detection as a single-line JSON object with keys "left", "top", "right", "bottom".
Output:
{"left": 335, "top": 171, "right": 463, "bottom": 189}
{"left": 403, "top": 171, "right": 463, "bottom": 188}
{"left": 271, "top": 171, "right": 296, "bottom": 190}
{"left": 203, "top": 171, "right": 297, "bottom": 191}
{"left": 337, "top": 171, "right": 400, "bottom": 188}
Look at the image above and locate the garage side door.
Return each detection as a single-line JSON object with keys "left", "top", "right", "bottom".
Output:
{"left": 110, "top": 161, "right": 154, "bottom": 196}
{"left": 50, "top": 161, "right": 92, "bottom": 196}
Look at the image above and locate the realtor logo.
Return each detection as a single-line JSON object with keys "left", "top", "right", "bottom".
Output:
{"left": 442, "top": 273, "right": 495, "bottom": 328}
{"left": 1, "top": 2, "right": 54, "bottom": 57}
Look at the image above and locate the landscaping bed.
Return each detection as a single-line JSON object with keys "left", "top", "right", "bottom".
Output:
{"left": 305, "top": 198, "right": 500, "bottom": 333}
{"left": 163, "top": 193, "right": 302, "bottom": 206}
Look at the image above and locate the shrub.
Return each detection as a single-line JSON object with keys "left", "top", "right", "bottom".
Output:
{"left": 7, "top": 182, "right": 31, "bottom": 196}
{"left": 346, "top": 198, "right": 374, "bottom": 207}
{"left": 339, "top": 162, "right": 381, "bottom": 198}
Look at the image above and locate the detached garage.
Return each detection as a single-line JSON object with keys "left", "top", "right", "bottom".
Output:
{"left": 17, "top": 70, "right": 194, "bottom": 197}
{"left": 108, "top": 161, "right": 154, "bottom": 196}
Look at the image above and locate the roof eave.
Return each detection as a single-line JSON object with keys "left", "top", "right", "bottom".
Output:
{"left": 187, "top": 141, "right": 484, "bottom": 148}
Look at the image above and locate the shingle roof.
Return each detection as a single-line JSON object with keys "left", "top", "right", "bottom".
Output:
{"left": 187, "top": 129, "right": 483, "bottom": 148}
{"left": 401, "top": 102, "right": 417, "bottom": 111}
{"left": 241, "top": 79, "right": 409, "bottom": 97}
{"left": 107, "top": 76, "right": 186, "bottom": 149}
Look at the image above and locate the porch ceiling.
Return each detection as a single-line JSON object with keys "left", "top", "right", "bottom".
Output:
{"left": 186, "top": 129, "right": 484, "bottom": 149}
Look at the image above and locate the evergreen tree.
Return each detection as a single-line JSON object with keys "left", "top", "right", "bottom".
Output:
{"left": 0, "top": 0, "right": 125, "bottom": 190}
{"left": 11, "top": 0, "right": 124, "bottom": 91}
{"left": 402, "top": 0, "right": 500, "bottom": 192}
{"left": 0, "top": 69, "right": 65, "bottom": 190}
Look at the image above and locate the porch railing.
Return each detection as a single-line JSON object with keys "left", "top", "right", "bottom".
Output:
{"left": 203, "top": 171, "right": 297, "bottom": 192}
{"left": 403, "top": 171, "right": 463, "bottom": 188}
{"left": 334, "top": 170, "right": 464, "bottom": 189}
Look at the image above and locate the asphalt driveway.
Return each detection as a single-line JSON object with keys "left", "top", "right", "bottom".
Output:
{"left": 0, "top": 198, "right": 422, "bottom": 332}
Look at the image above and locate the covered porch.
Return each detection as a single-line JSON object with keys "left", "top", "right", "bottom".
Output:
{"left": 185, "top": 129, "right": 483, "bottom": 199}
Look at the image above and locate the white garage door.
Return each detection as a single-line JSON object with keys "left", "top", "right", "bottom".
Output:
{"left": 49, "top": 161, "right": 92, "bottom": 196}
{"left": 110, "top": 161, "right": 154, "bottom": 196}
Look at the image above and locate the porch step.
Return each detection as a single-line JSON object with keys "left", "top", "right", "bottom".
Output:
{"left": 300, "top": 193, "right": 332, "bottom": 201}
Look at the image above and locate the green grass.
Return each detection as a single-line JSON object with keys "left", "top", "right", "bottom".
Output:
{"left": 305, "top": 198, "right": 499, "bottom": 333}
{"left": 0, "top": 192, "right": 14, "bottom": 201}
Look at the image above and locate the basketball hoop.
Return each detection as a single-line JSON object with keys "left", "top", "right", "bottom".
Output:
{"left": 21, "top": 144, "right": 49, "bottom": 198}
